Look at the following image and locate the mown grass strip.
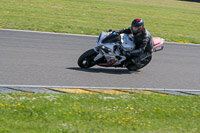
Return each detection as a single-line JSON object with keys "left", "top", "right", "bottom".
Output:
{"left": 0, "top": 93, "right": 199, "bottom": 132}
{"left": 0, "top": 0, "right": 199, "bottom": 43}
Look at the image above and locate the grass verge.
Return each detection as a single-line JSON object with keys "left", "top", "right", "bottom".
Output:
{"left": 0, "top": 0, "right": 200, "bottom": 44}
{"left": 0, "top": 92, "right": 199, "bottom": 133}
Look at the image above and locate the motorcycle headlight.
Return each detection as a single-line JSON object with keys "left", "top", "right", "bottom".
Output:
{"left": 99, "top": 45, "right": 111, "bottom": 53}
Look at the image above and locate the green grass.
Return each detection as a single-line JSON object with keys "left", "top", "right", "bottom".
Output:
{"left": 0, "top": 0, "right": 200, "bottom": 43}
{"left": 0, "top": 92, "right": 199, "bottom": 133}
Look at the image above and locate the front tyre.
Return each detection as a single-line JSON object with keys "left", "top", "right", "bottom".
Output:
{"left": 78, "top": 49, "right": 98, "bottom": 68}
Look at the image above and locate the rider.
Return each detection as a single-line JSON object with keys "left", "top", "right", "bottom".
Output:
{"left": 116, "top": 18, "right": 153, "bottom": 67}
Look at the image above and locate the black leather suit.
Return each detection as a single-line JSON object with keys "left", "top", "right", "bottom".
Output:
{"left": 118, "top": 27, "right": 153, "bottom": 63}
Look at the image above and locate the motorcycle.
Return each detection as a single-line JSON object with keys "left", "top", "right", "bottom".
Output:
{"left": 78, "top": 31, "right": 164, "bottom": 71}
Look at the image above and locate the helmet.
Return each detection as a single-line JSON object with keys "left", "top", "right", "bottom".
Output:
{"left": 131, "top": 18, "right": 144, "bottom": 34}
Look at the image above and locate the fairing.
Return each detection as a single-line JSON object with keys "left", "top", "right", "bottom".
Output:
{"left": 152, "top": 37, "right": 164, "bottom": 52}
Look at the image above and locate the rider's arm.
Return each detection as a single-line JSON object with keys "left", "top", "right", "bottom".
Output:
{"left": 117, "top": 28, "right": 132, "bottom": 34}
{"left": 129, "top": 36, "right": 149, "bottom": 56}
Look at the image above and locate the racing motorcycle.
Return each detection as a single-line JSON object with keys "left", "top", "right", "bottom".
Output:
{"left": 78, "top": 31, "right": 164, "bottom": 71}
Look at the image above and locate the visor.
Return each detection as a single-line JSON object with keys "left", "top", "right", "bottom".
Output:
{"left": 132, "top": 26, "right": 140, "bottom": 32}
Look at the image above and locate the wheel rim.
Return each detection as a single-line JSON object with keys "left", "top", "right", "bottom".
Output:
{"left": 82, "top": 60, "right": 87, "bottom": 65}
{"left": 81, "top": 56, "right": 96, "bottom": 68}
{"left": 137, "top": 56, "right": 152, "bottom": 69}
{"left": 82, "top": 58, "right": 89, "bottom": 67}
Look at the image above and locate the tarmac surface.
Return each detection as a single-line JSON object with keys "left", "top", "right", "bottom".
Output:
{"left": 0, "top": 29, "right": 200, "bottom": 95}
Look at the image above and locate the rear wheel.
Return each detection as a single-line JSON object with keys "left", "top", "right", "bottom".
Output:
{"left": 78, "top": 49, "right": 98, "bottom": 68}
{"left": 126, "top": 64, "right": 138, "bottom": 71}
{"left": 136, "top": 56, "right": 152, "bottom": 69}
{"left": 126, "top": 56, "right": 152, "bottom": 71}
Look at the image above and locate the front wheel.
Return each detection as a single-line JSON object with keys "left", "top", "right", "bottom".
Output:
{"left": 78, "top": 49, "right": 98, "bottom": 68}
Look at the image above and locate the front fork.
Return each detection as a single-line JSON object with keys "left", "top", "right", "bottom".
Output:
{"left": 93, "top": 47, "right": 104, "bottom": 62}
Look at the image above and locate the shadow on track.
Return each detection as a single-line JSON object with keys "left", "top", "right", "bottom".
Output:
{"left": 67, "top": 67, "right": 140, "bottom": 75}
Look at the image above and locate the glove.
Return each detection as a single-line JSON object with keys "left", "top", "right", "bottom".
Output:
{"left": 112, "top": 31, "right": 120, "bottom": 36}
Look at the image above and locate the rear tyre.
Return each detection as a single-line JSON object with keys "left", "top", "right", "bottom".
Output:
{"left": 126, "top": 64, "right": 138, "bottom": 71}
{"left": 78, "top": 49, "right": 98, "bottom": 68}
{"left": 126, "top": 56, "right": 152, "bottom": 71}
{"left": 136, "top": 56, "right": 152, "bottom": 69}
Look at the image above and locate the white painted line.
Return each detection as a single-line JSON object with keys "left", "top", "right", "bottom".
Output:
{"left": 1, "top": 28, "right": 200, "bottom": 46}
{"left": 0, "top": 85, "right": 199, "bottom": 92}
{"left": 165, "top": 42, "right": 200, "bottom": 46}
{"left": 0, "top": 28, "right": 98, "bottom": 38}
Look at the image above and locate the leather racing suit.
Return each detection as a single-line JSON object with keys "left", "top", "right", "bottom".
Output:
{"left": 117, "top": 27, "right": 154, "bottom": 65}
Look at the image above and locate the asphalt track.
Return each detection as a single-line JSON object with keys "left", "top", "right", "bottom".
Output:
{"left": 0, "top": 29, "right": 200, "bottom": 91}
